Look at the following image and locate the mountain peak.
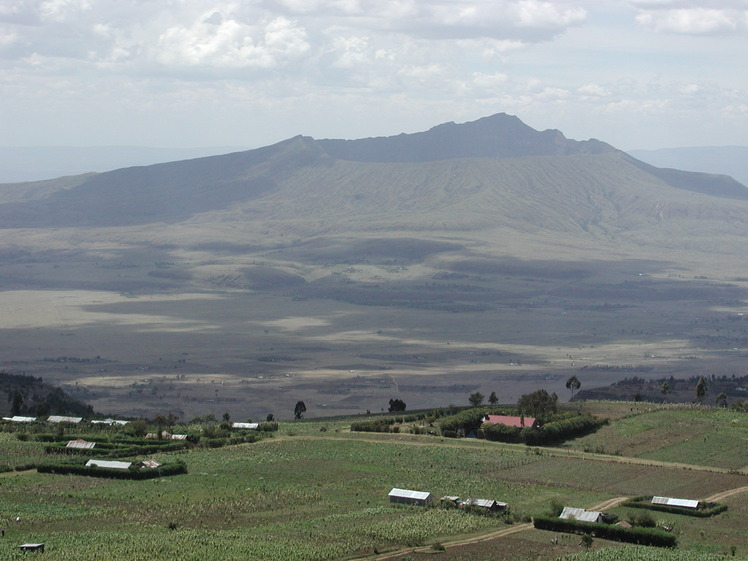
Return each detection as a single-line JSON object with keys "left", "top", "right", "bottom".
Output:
{"left": 317, "top": 113, "right": 614, "bottom": 163}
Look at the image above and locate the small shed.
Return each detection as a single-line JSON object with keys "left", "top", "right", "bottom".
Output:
{"left": 66, "top": 439, "right": 96, "bottom": 450}
{"left": 559, "top": 507, "right": 604, "bottom": 523}
{"left": 18, "top": 543, "right": 45, "bottom": 552}
{"left": 145, "top": 431, "right": 171, "bottom": 439}
{"left": 48, "top": 415, "right": 83, "bottom": 424}
{"left": 139, "top": 459, "right": 162, "bottom": 469}
{"left": 231, "top": 422, "right": 259, "bottom": 429}
{"left": 440, "top": 495, "right": 462, "bottom": 506}
{"left": 171, "top": 434, "right": 188, "bottom": 440}
{"left": 652, "top": 496, "right": 699, "bottom": 509}
{"left": 388, "top": 488, "right": 434, "bottom": 507}
{"left": 85, "top": 460, "right": 132, "bottom": 470}
{"left": 464, "top": 498, "right": 508, "bottom": 511}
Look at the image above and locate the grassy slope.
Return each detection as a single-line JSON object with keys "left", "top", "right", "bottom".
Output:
{"left": 562, "top": 402, "right": 748, "bottom": 471}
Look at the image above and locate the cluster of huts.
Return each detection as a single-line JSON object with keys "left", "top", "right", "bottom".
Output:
{"left": 559, "top": 496, "right": 699, "bottom": 525}
{"left": 388, "top": 488, "right": 508, "bottom": 512}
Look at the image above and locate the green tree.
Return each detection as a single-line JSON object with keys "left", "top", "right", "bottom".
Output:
{"left": 696, "top": 376, "right": 708, "bottom": 403}
{"left": 266, "top": 413, "right": 274, "bottom": 422}
{"left": 153, "top": 414, "right": 168, "bottom": 439}
{"left": 565, "top": 375, "right": 581, "bottom": 399}
{"left": 715, "top": 392, "right": 728, "bottom": 408}
{"left": 580, "top": 534, "right": 593, "bottom": 551}
{"left": 294, "top": 400, "right": 306, "bottom": 419}
{"left": 517, "top": 389, "right": 558, "bottom": 418}
{"left": 128, "top": 419, "right": 148, "bottom": 438}
{"left": 661, "top": 381, "right": 669, "bottom": 395}
{"left": 488, "top": 391, "right": 499, "bottom": 406}
{"left": 468, "top": 392, "right": 484, "bottom": 408}
{"left": 388, "top": 398, "right": 406, "bottom": 412}
{"left": 11, "top": 392, "right": 24, "bottom": 416}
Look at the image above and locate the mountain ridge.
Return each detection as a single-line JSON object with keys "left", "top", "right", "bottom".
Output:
{"left": 0, "top": 113, "right": 746, "bottom": 232}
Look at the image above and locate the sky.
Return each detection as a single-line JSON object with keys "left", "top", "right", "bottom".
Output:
{"left": 1, "top": 0, "right": 747, "bottom": 152}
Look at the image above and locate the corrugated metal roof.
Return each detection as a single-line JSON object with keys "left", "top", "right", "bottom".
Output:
{"left": 140, "top": 459, "right": 162, "bottom": 468}
{"left": 171, "top": 434, "right": 188, "bottom": 440}
{"left": 464, "top": 498, "right": 507, "bottom": 509}
{"left": 231, "top": 422, "right": 259, "bottom": 429}
{"left": 48, "top": 415, "right": 83, "bottom": 423}
{"left": 91, "top": 418, "right": 129, "bottom": 425}
{"left": 85, "top": 460, "right": 132, "bottom": 470}
{"left": 559, "top": 507, "right": 603, "bottom": 523}
{"left": 483, "top": 415, "right": 536, "bottom": 428}
{"left": 652, "top": 496, "right": 699, "bottom": 509}
{"left": 388, "top": 488, "right": 432, "bottom": 501}
{"left": 66, "top": 439, "right": 96, "bottom": 449}
{"left": 2, "top": 416, "right": 37, "bottom": 422}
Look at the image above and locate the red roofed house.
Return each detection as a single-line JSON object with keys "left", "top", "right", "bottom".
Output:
{"left": 482, "top": 415, "right": 540, "bottom": 429}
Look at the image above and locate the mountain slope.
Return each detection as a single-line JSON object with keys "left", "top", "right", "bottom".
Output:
{"left": 629, "top": 146, "right": 748, "bottom": 187}
{"left": 0, "top": 114, "right": 746, "bottom": 234}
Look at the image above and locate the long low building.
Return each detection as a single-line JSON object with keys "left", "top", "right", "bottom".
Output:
{"left": 48, "top": 415, "right": 83, "bottom": 424}
{"left": 66, "top": 439, "right": 96, "bottom": 450}
{"left": 388, "top": 488, "right": 434, "bottom": 507}
{"left": 463, "top": 498, "right": 508, "bottom": 511}
{"left": 85, "top": 460, "right": 132, "bottom": 470}
{"left": 559, "top": 507, "right": 604, "bottom": 523}
{"left": 652, "top": 496, "right": 700, "bottom": 509}
{"left": 2, "top": 416, "right": 36, "bottom": 423}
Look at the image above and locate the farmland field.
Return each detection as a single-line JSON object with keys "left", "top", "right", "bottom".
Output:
{"left": 1, "top": 415, "right": 748, "bottom": 561}
{"left": 561, "top": 405, "right": 748, "bottom": 470}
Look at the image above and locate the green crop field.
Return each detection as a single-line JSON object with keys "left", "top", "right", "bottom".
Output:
{"left": 561, "top": 405, "right": 748, "bottom": 470}
{"left": 1, "top": 408, "right": 748, "bottom": 561}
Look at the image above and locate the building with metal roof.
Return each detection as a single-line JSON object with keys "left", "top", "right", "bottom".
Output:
{"left": 559, "top": 507, "right": 604, "bottom": 523}
{"left": 85, "top": 460, "right": 132, "bottom": 470}
{"left": 231, "top": 422, "right": 259, "bottom": 429}
{"left": 91, "top": 418, "right": 129, "bottom": 425}
{"left": 66, "top": 439, "right": 96, "bottom": 450}
{"left": 2, "top": 416, "right": 36, "bottom": 422}
{"left": 652, "top": 496, "right": 699, "bottom": 509}
{"left": 48, "top": 415, "right": 83, "bottom": 424}
{"left": 388, "top": 488, "right": 434, "bottom": 507}
{"left": 464, "top": 498, "right": 508, "bottom": 511}
{"left": 482, "top": 415, "right": 538, "bottom": 429}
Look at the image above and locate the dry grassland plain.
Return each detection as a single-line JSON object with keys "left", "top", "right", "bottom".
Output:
{"left": 1, "top": 219, "right": 747, "bottom": 421}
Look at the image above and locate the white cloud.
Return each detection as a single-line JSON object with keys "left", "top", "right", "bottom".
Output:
{"left": 39, "top": 0, "right": 91, "bottom": 22}
{"left": 578, "top": 83, "right": 610, "bottom": 97}
{"left": 630, "top": 1, "right": 748, "bottom": 35}
{"left": 154, "top": 14, "right": 310, "bottom": 69}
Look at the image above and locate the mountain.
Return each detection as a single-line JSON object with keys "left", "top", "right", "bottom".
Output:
{"left": 1, "top": 113, "right": 746, "bottom": 230}
{"left": 2, "top": 113, "right": 748, "bottom": 420}
{"left": 629, "top": 146, "right": 748, "bottom": 188}
{"left": 0, "top": 145, "right": 249, "bottom": 184}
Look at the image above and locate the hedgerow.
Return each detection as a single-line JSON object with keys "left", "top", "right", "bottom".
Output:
{"left": 622, "top": 496, "right": 728, "bottom": 518}
{"left": 522, "top": 414, "right": 606, "bottom": 445}
{"left": 533, "top": 514, "right": 676, "bottom": 547}
{"left": 37, "top": 459, "right": 187, "bottom": 479}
